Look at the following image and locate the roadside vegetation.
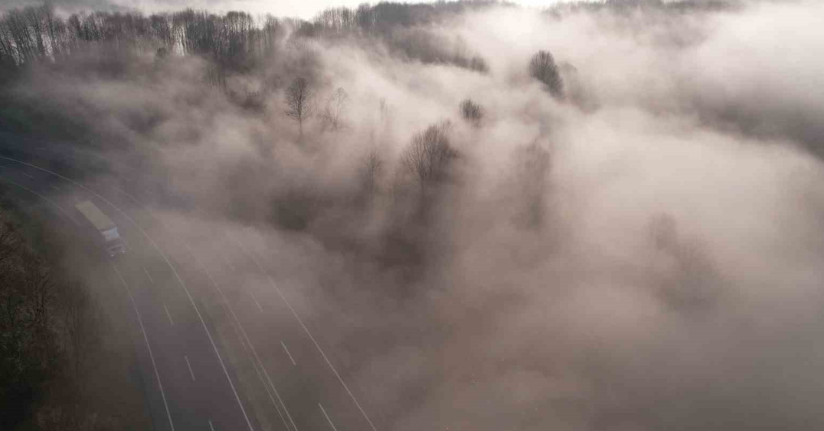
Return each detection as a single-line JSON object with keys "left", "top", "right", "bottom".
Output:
{"left": 0, "top": 0, "right": 584, "bottom": 277}
{"left": 1, "top": 0, "right": 819, "bottom": 430}
{"left": 0, "top": 196, "right": 150, "bottom": 431}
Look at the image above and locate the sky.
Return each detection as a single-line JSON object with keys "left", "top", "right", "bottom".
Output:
{"left": 1, "top": 0, "right": 573, "bottom": 19}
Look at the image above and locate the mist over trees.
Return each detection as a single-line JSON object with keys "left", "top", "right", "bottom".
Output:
{"left": 0, "top": 206, "right": 145, "bottom": 431}
{"left": 320, "top": 87, "right": 349, "bottom": 132}
{"left": 402, "top": 121, "right": 456, "bottom": 192}
{"left": 459, "top": 98, "right": 483, "bottom": 126}
{"left": 0, "top": 1, "right": 507, "bottom": 82}
{"left": 529, "top": 50, "right": 564, "bottom": 98}
{"left": 1, "top": 0, "right": 824, "bottom": 431}
{"left": 284, "top": 77, "right": 315, "bottom": 137}
{"left": 0, "top": 0, "right": 735, "bottom": 92}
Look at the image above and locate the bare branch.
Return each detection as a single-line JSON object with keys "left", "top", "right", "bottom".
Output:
{"left": 401, "top": 121, "right": 456, "bottom": 190}
{"left": 284, "top": 77, "right": 315, "bottom": 137}
{"left": 529, "top": 50, "right": 564, "bottom": 98}
{"left": 320, "top": 87, "right": 349, "bottom": 132}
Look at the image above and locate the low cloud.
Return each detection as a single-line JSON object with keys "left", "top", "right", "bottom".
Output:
{"left": 5, "top": 1, "right": 824, "bottom": 430}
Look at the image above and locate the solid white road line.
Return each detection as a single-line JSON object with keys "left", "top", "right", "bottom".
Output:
{"left": 163, "top": 303, "right": 174, "bottom": 326}
{"left": 281, "top": 341, "right": 296, "bottom": 366}
{"left": 184, "top": 355, "right": 196, "bottom": 381}
{"left": 319, "top": 403, "right": 339, "bottom": 431}
{"left": 182, "top": 243, "right": 297, "bottom": 431}
{"left": 4, "top": 147, "right": 353, "bottom": 431}
{"left": 250, "top": 291, "right": 264, "bottom": 313}
{"left": 229, "top": 232, "right": 380, "bottom": 431}
{"left": 161, "top": 261, "right": 256, "bottom": 431}
{"left": 209, "top": 420, "right": 216, "bottom": 431}
{"left": 113, "top": 264, "right": 176, "bottom": 431}
{"left": 94, "top": 192, "right": 281, "bottom": 431}
{"left": 20, "top": 172, "right": 33, "bottom": 179}
{"left": 0, "top": 177, "right": 80, "bottom": 225}
{"left": 0, "top": 156, "right": 256, "bottom": 431}
{"left": 51, "top": 184, "right": 61, "bottom": 192}
{"left": 144, "top": 268, "right": 155, "bottom": 284}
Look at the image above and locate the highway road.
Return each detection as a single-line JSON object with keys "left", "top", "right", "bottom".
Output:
{"left": 0, "top": 136, "right": 381, "bottom": 431}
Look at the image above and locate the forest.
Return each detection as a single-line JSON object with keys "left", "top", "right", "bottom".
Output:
{"left": 0, "top": 1, "right": 733, "bottom": 83}
{"left": 0, "top": 197, "right": 149, "bottom": 430}
{"left": 2, "top": 0, "right": 824, "bottom": 430}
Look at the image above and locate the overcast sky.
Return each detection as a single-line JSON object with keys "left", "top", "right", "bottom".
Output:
{"left": 0, "top": 0, "right": 574, "bottom": 18}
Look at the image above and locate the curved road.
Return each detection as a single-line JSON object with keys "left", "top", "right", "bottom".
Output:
{"left": 0, "top": 137, "right": 381, "bottom": 431}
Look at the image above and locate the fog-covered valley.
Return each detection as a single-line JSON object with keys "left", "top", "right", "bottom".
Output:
{"left": 2, "top": 1, "right": 824, "bottom": 430}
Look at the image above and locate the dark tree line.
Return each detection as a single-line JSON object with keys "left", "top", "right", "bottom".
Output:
{"left": 309, "top": 1, "right": 498, "bottom": 72}
{"left": 545, "top": 0, "right": 737, "bottom": 17}
{"left": 0, "top": 4, "right": 283, "bottom": 75}
{"left": 0, "top": 207, "right": 131, "bottom": 431}
{"left": 0, "top": 1, "right": 506, "bottom": 81}
{"left": 310, "top": 0, "right": 508, "bottom": 36}
{"left": 0, "top": 0, "right": 738, "bottom": 78}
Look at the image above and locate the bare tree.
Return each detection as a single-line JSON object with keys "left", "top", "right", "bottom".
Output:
{"left": 320, "top": 87, "right": 349, "bottom": 132}
{"left": 284, "top": 77, "right": 315, "bottom": 137}
{"left": 402, "top": 121, "right": 456, "bottom": 190}
{"left": 360, "top": 150, "right": 383, "bottom": 196}
{"left": 459, "top": 98, "right": 483, "bottom": 127}
{"left": 529, "top": 50, "right": 564, "bottom": 98}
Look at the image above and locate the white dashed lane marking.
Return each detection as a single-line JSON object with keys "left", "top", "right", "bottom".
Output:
{"left": 319, "top": 403, "right": 339, "bottom": 431}
{"left": 163, "top": 303, "right": 174, "bottom": 326}
{"left": 281, "top": 341, "right": 296, "bottom": 366}
{"left": 250, "top": 291, "right": 263, "bottom": 313}
{"left": 184, "top": 355, "right": 196, "bottom": 381}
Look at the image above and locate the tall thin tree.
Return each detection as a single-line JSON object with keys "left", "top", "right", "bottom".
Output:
{"left": 284, "top": 77, "right": 315, "bottom": 138}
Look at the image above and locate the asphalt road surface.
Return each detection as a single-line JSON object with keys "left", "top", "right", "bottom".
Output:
{"left": 0, "top": 136, "right": 380, "bottom": 431}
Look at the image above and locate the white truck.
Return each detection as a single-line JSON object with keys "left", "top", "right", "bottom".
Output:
{"left": 75, "top": 200, "right": 126, "bottom": 257}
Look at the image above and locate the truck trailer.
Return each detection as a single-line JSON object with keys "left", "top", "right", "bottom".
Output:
{"left": 75, "top": 200, "right": 126, "bottom": 257}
